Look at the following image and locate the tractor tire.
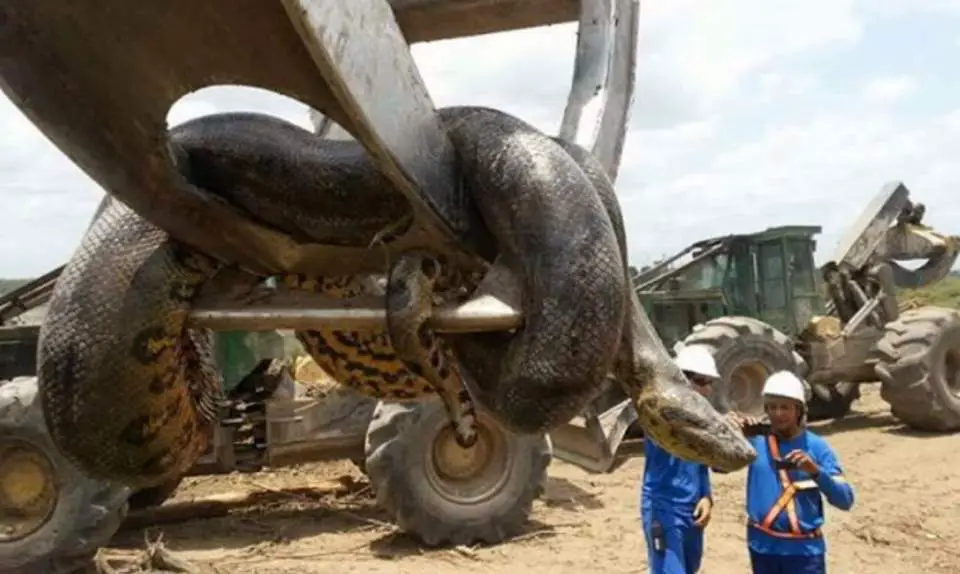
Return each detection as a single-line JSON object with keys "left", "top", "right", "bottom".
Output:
{"left": 364, "top": 397, "right": 551, "bottom": 547}
{"left": 0, "top": 377, "right": 130, "bottom": 574}
{"left": 681, "top": 316, "right": 808, "bottom": 416}
{"left": 874, "top": 306, "right": 960, "bottom": 432}
{"left": 806, "top": 383, "right": 861, "bottom": 422}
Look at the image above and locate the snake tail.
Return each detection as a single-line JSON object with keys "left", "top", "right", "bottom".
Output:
{"left": 385, "top": 250, "right": 479, "bottom": 448}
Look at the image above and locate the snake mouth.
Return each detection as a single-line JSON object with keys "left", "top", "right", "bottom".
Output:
{"left": 0, "top": 438, "right": 59, "bottom": 542}
{"left": 686, "top": 411, "right": 758, "bottom": 473}
{"left": 637, "top": 383, "right": 757, "bottom": 473}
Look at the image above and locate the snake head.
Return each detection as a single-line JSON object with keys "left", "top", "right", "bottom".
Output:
{"left": 634, "top": 377, "right": 757, "bottom": 473}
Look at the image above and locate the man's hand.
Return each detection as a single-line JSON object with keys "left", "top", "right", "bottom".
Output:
{"left": 726, "top": 411, "right": 761, "bottom": 430}
{"left": 784, "top": 449, "right": 819, "bottom": 475}
{"left": 692, "top": 497, "right": 713, "bottom": 528}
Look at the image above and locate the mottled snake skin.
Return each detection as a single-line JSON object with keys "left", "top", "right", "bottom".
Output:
{"left": 37, "top": 106, "right": 755, "bottom": 491}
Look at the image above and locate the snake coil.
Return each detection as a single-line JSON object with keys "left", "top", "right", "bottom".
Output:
{"left": 37, "top": 107, "right": 635, "bottom": 489}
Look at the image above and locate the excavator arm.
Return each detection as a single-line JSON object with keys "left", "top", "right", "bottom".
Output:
{"left": 879, "top": 213, "right": 959, "bottom": 290}
{"left": 0, "top": 0, "right": 645, "bottom": 475}
{"left": 821, "top": 181, "right": 959, "bottom": 332}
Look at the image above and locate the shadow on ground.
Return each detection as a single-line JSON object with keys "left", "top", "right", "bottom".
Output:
{"left": 810, "top": 410, "right": 900, "bottom": 436}
{"left": 542, "top": 476, "right": 604, "bottom": 511}
{"left": 366, "top": 518, "right": 564, "bottom": 560}
{"left": 110, "top": 481, "right": 388, "bottom": 552}
{"left": 108, "top": 474, "right": 593, "bottom": 557}
{"left": 809, "top": 406, "right": 955, "bottom": 439}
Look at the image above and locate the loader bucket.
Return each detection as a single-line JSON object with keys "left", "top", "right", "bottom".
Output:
{"left": 549, "top": 394, "right": 638, "bottom": 473}
{"left": 0, "top": 0, "right": 636, "bottom": 279}
{"left": 829, "top": 180, "right": 960, "bottom": 289}
{"left": 1, "top": 0, "right": 647, "bottom": 474}
{"left": 0, "top": 0, "right": 516, "bottom": 277}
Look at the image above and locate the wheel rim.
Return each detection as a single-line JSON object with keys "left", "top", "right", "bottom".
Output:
{"left": 729, "top": 360, "right": 771, "bottom": 416}
{"left": 945, "top": 348, "right": 960, "bottom": 398}
{"left": 426, "top": 414, "right": 514, "bottom": 506}
{"left": 0, "top": 438, "right": 59, "bottom": 542}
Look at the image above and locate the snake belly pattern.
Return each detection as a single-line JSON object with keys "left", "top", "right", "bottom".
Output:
{"left": 38, "top": 107, "right": 624, "bottom": 489}
{"left": 38, "top": 105, "right": 755, "bottom": 490}
{"left": 442, "top": 135, "right": 758, "bottom": 472}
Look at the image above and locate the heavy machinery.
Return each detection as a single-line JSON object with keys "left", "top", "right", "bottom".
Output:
{"left": 0, "top": 263, "right": 641, "bottom": 572}
{"left": 0, "top": 0, "right": 647, "bottom": 571}
{"left": 0, "top": 271, "right": 558, "bottom": 572}
{"left": 634, "top": 181, "right": 960, "bottom": 428}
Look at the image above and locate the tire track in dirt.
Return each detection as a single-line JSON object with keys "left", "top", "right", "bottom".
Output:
{"left": 102, "top": 387, "right": 960, "bottom": 573}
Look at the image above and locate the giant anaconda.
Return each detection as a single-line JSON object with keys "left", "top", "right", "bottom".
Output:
{"left": 37, "top": 106, "right": 755, "bottom": 490}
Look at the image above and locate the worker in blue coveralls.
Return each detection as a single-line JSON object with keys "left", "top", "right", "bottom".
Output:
{"left": 640, "top": 345, "right": 720, "bottom": 574}
{"left": 728, "top": 370, "right": 855, "bottom": 574}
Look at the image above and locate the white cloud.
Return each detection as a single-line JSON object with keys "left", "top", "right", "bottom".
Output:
{"left": 0, "top": 1, "right": 957, "bottom": 280}
{"left": 755, "top": 73, "right": 819, "bottom": 103}
{"left": 860, "top": 76, "right": 918, "bottom": 105}
{"left": 623, "top": 107, "right": 960, "bottom": 261}
{"left": 867, "top": 0, "right": 960, "bottom": 17}
{"left": 651, "top": 0, "right": 862, "bottom": 106}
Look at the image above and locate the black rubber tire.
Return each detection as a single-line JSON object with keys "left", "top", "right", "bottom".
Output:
{"left": 364, "top": 397, "right": 551, "bottom": 547}
{"left": 806, "top": 382, "right": 861, "bottom": 422}
{"left": 681, "top": 316, "right": 808, "bottom": 416}
{"left": 127, "top": 477, "right": 183, "bottom": 511}
{"left": 0, "top": 377, "right": 130, "bottom": 574}
{"left": 874, "top": 306, "right": 960, "bottom": 432}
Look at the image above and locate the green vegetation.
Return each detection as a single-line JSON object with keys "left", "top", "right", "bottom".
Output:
{"left": 900, "top": 273, "right": 960, "bottom": 309}
{"left": 0, "top": 278, "right": 30, "bottom": 295}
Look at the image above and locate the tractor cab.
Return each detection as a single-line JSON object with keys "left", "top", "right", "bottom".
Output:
{"left": 729, "top": 226, "right": 824, "bottom": 336}
{"left": 635, "top": 225, "right": 824, "bottom": 349}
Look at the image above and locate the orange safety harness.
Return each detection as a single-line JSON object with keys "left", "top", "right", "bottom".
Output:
{"left": 748, "top": 434, "right": 822, "bottom": 540}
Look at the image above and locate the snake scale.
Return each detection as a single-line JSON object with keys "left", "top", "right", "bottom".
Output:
{"left": 37, "top": 106, "right": 755, "bottom": 491}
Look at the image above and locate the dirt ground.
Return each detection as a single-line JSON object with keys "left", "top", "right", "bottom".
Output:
{"left": 100, "top": 386, "right": 960, "bottom": 574}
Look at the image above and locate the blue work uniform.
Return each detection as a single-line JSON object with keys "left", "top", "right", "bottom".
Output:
{"left": 744, "top": 430, "right": 855, "bottom": 574}
{"left": 640, "top": 437, "right": 712, "bottom": 574}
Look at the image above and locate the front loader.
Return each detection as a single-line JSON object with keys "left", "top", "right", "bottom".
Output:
{"left": 0, "top": 1, "right": 645, "bottom": 571}
{"left": 645, "top": 182, "right": 960, "bottom": 430}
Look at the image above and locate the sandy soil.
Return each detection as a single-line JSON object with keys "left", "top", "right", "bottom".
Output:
{"left": 99, "top": 386, "right": 960, "bottom": 574}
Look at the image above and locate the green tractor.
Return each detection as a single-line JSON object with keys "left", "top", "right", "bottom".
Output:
{"left": 634, "top": 181, "right": 960, "bottom": 427}
{"left": 633, "top": 224, "right": 827, "bottom": 418}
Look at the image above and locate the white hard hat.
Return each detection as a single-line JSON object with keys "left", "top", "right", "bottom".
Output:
{"left": 674, "top": 345, "right": 721, "bottom": 379}
{"left": 762, "top": 370, "right": 806, "bottom": 405}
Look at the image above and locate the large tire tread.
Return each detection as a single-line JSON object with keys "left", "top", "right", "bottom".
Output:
{"left": 0, "top": 377, "right": 130, "bottom": 574}
{"left": 874, "top": 306, "right": 960, "bottom": 432}
{"left": 364, "top": 399, "right": 551, "bottom": 547}
{"left": 680, "top": 316, "right": 808, "bottom": 414}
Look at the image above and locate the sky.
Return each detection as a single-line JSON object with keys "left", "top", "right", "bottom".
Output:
{"left": 2, "top": 0, "right": 960, "bottom": 277}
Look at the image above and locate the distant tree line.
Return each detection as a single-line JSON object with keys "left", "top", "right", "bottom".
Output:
{"left": 0, "top": 278, "right": 29, "bottom": 295}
